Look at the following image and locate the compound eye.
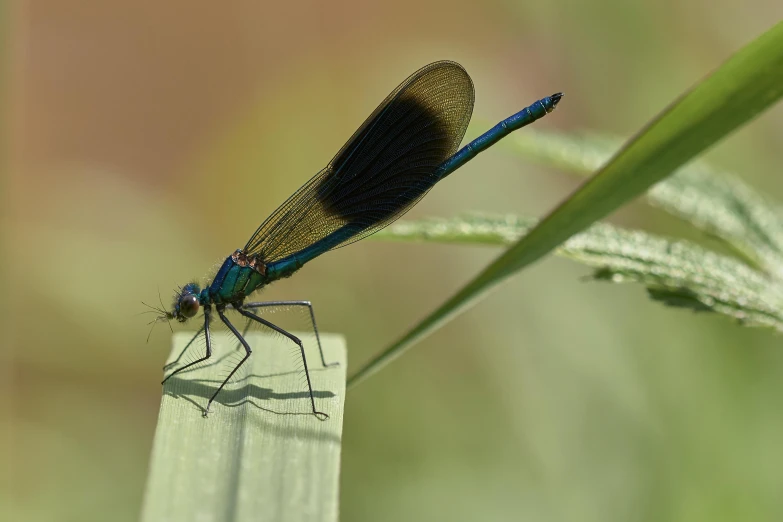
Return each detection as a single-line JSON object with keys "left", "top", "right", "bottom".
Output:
{"left": 179, "top": 295, "right": 200, "bottom": 318}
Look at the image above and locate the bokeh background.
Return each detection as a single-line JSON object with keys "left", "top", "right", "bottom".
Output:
{"left": 5, "top": 2, "right": 783, "bottom": 521}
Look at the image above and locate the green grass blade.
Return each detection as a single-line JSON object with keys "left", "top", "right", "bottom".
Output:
{"left": 378, "top": 215, "right": 783, "bottom": 332}
{"left": 506, "top": 128, "right": 783, "bottom": 277}
{"left": 348, "top": 21, "right": 783, "bottom": 389}
{"left": 142, "top": 332, "right": 346, "bottom": 522}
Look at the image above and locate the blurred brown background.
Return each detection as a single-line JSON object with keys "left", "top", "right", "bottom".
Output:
{"left": 5, "top": 1, "right": 783, "bottom": 521}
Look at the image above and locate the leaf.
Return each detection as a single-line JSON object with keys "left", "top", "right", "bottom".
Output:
{"left": 376, "top": 215, "right": 783, "bottom": 332}
{"left": 347, "top": 21, "right": 783, "bottom": 389}
{"left": 504, "top": 128, "right": 783, "bottom": 277}
{"left": 142, "top": 332, "right": 347, "bottom": 522}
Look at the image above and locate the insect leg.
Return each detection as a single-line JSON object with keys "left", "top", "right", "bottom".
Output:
{"left": 236, "top": 306, "right": 328, "bottom": 420}
{"left": 162, "top": 324, "right": 205, "bottom": 371}
{"left": 162, "top": 306, "right": 212, "bottom": 384}
{"left": 204, "top": 308, "right": 253, "bottom": 417}
{"left": 241, "top": 300, "right": 338, "bottom": 368}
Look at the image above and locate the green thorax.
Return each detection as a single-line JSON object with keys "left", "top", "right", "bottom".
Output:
{"left": 207, "top": 250, "right": 270, "bottom": 305}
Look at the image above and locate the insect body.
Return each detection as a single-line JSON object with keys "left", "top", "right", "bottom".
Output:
{"left": 158, "top": 61, "right": 562, "bottom": 417}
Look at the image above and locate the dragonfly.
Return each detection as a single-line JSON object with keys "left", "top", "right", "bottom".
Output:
{"left": 156, "top": 60, "right": 562, "bottom": 418}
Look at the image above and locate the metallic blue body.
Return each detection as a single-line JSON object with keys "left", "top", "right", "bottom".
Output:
{"left": 205, "top": 252, "right": 267, "bottom": 305}
{"left": 435, "top": 94, "right": 558, "bottom": 180}
{"left": 161, "top": 61, "right": 562, "bottom": 418}
{"left": 204, "top": 224, "right": 363, "bottom": 302}
{"left": 265, "top": 224, "right": 362, "bottom": 281}
{"left": 218, "top": 93, "right": 561, "bottom": 296}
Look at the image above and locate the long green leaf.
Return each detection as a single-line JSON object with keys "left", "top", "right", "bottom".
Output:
{"left": 348, "top": 21, "right": 783, "bottom": 389}
{"left": 377, "top": 215, "right": 783, "bottom": 332}
{"left": 142, "top": 332, "right": 346, "bottom": 522}
{"left": 506, "top": 128, "right": 783, "bottom": 277}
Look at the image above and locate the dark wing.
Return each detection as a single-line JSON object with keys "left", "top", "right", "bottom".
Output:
{"left": 244, "top": 61, "right": 474, "bottom": 262}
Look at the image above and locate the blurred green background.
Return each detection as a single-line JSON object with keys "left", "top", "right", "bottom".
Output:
{"left": 5, "top": 2, "right": 783, "bottom": 521}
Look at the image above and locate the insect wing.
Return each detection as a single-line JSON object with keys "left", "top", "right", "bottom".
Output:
{"left": 244, "top": 61, "right": 475, "bottom": 262}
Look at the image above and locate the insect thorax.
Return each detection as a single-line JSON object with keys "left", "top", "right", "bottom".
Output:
{"left": 207, "top": 249, "right": 268, "bottom": 305}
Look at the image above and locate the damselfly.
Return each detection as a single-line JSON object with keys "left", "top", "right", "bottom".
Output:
{"left": 155, "top": 61, "right": 562, "bottom": 417}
